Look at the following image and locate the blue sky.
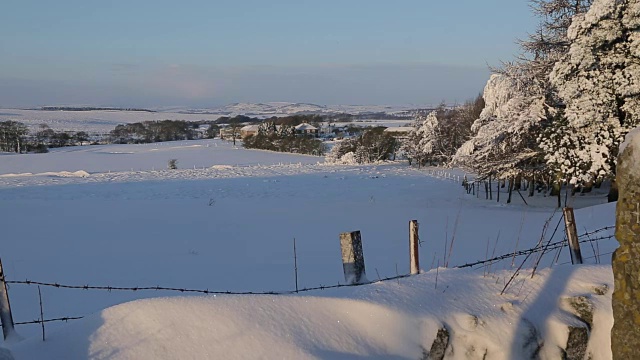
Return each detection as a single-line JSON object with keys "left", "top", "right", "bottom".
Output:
{"left": 0, "top": 1, "right": 537, "bottom": 107}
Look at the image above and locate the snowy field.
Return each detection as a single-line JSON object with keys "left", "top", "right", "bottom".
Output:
{"left": 0, "top": 109, "right": 223, "bottom": 133}
{"left": 0, "top": 140, "right": 617, "bottom": 359}
{"left": 0, "top": 139, "right": 321, "bottom": 175}
{"left": 0, "top": 106, "right": 415, "bottom": 134}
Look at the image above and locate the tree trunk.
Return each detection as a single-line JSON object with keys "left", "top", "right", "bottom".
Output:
{"left": 514, "top": 175, "right": 522, "bottom": 191}
{"left": 528, "top": 176, "right": 535, "bottom": 197}
{"left": 550, "top": 179, "right": 561, "bottom": 197}
{"left": 608, "top": 179, "right": 619, "bottom": 202}
{"left": 489, "top": 176, "right": 493, "bottom": 200}
{"left": 507, "top": 178, "right": 514, "bottom": 204}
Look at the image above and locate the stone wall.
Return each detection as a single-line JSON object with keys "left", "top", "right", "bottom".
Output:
{"left": 611, "top": 128, "right": 640, "bottom": 358}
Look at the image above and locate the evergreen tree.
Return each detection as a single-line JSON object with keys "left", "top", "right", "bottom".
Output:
{"left": 548, "top": 0, "right": 640, "bottom": 184}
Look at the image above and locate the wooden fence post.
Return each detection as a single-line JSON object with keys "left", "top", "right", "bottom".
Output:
{"left": 340, "top": 231, "right": 367, "bottom": 284}
{"left": 0, "top": 257, "right": 17, "bottom": 341}
{"left": 410, "top": 220, "right": 420, "bottom": 275}
{"left": 563, "top": 207, "right": 583, "bottom": 264}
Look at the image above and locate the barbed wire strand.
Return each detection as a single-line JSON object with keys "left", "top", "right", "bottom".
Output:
{"left": 0, "top": 316, "right": 84, "bottom": 328}
{"left": 3, "top": 225, "right": 614, "bottom": 328}
{"left": 7, "top": 274, "right": 410, "bottom": 296}
{"left": 458, "top": 234, "right": 614, "bottom": 269}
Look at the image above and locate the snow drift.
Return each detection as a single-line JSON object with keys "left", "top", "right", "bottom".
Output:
{"left": 6, "top": 265, "right": 614, "bottom": 359}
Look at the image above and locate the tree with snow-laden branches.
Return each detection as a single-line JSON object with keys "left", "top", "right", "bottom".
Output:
{"left": 548, "top": 0, "right": 640, "bottom": 185}
{"left": 453, "top": 74, "right": 544, "bottom": 180}
{"left": 327, "top": 128, "right": 397, "bottom": 164}
{"left": 401, "top": 100, "right": 481, "bottom": 167}
{"left": 416, "top": 111, "right": 444, "bottom": 164}
{"left": 399, "top": 118, "right": 425, "bottom": 166}
{"left": 452, "top": 0, "right": 596, "bottom": 198}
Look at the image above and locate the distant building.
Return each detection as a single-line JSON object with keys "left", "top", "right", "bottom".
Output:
{"left": 295, "top": 123, "right": 319, "bottom": 137}
{"left": 383, "top": 127, "right": 413, "bottom": 139}
{"left": 240, "top": 125, "right": 260, "bottom": 138}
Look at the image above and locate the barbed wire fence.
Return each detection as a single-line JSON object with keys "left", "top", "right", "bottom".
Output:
{"left": 0, "top": 216, "right": 616, "bottom": 341}
{"left": 0, "top": 273, "right": 412, "bottom": 333}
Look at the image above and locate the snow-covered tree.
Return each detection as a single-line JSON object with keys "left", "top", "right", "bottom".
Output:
{"left": 453, "top": 74, "right": 544, "bottom": 179}
{"left": 401, "top": 100, "right": 481, "bottom": 167}
{"left": 548, "top": 0, "right": 640, "bottom": 184}
{"left": 454, "top": 0, "right": 593, "bottom": 184}
{"left": 416, "top": 111, "right": 446, "bottom": 164}
{"left": 277, "top": 124, "right": 295, "bottom": 137}
{"left": 258, "top": 121, "right": 276, "bottom": 135}
{"left": 399, "top": 118, "right": 424, "bottom": 166}
{"left": 0, "top": 120, "right": 29, "bottom": 153}
{"left": 327, "top": 128, "right": 397, "bottom": 164}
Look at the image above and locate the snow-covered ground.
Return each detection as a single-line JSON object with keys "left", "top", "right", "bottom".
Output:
{"left": 0, "top": 104, "right": 421, "bottom": 133}
{"left": 8, "top": 265, "right": 615, "bottom": 359}
{"left": 0, "top": 140, "right": 617, "bottom": 359}
{"left": 0, "top": 139, "right": 322, "bottom": 175}
{"left": 0, "top": 109, "right": 223, "bottom": 133}
{"left": 167, "top": 102, "right": 426, "bottom": 117}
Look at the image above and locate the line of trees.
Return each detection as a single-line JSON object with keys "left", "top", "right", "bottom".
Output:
{"left": 242, "top": 122, "right": 326, "bottom": 156}
{"left": 401, "top": 0, "right": 638, "bottom": 203}
{"left": 214, "top": 114, "right": 324, "bottom": 127}
{"left": 0, "top": 121, "right": 29, "bottom": 153}
{"left": 109, "top": 120, "right": 202, "bottom": 144}
{"left": 40, "top": 106, "right": 154, "bottom": 112}
{"left": 327, "top": 127, "right": 398, "bottom": 164}
{"left": 0, "top": 122, "right": 92, "bottom": 153}
{"left": 401, "top": 99, "right": 484, "bottom": 167}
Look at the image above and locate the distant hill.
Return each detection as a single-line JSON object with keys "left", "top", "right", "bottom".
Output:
{"left": 175, "top": 102, "right": 435, "bottom": 118}
{"left": 39, "top": 106, "right": 155, "bottom": 112}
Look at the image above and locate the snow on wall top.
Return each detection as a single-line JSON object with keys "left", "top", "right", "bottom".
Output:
{"left": 619, "top": 126, "right": 640, "bottom": 154}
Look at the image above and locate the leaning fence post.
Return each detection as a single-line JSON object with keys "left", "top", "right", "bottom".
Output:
{"left": 0, "top": 257, "right": 17, "bottom": 341}
{"left": 410, "top": 220, "right": 420, "bottom": 275}
{"left": 563, "top": 207, "right": 583, "bottom": 264}
{"left": 340, "top": 231, "right": 367, "bottom": 284}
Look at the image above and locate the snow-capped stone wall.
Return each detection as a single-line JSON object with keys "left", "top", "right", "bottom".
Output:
{"left": 612, "top": 126, "right": 640, "bottom": 358}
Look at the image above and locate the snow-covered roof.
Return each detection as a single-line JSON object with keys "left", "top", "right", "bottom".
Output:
{"left": 240, "top": 125, "right": 260, "bottom": 132}
{"left": 295, "top": 123, "right": 317, "bottom": 131}
{"left": 383, "top": 127, "right": 413, "bottom": 133}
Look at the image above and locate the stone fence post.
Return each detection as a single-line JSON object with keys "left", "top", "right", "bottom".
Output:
{"left": 340, "top": 231, "right": 367, "bottom": 284}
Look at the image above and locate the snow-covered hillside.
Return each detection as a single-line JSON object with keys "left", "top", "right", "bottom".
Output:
{"left": 0, "top": 139, "right": 321, "bottom": 175}
{"left": 0, "top": 109, "right": 223, "bottom": 133}
{"left": 198, "top": 102, "right": 330, "bottom": 116}
{"left": 175, "top": 102, "right": 426, "bottom": 117}
{"left": 0, "top": 140, "right": 617, "bottom": 359}
{"left": 0, "top": 103, "right": 427, "bottom": 133}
